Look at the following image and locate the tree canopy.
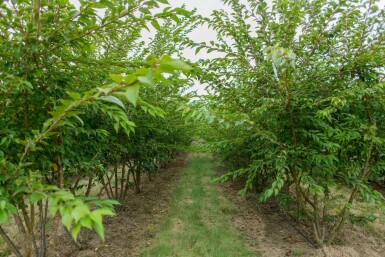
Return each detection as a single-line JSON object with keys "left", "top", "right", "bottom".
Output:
{"left": 1, "top": 0, "right": 385, "bottom": 255}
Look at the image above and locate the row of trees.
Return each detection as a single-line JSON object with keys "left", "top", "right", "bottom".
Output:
{"left": 0, "top": 0, "right": 195, "bottom": 256}
{"left": 2, "top": 0, "right": 385, "bottom": 254}
{"left": 186, "top": 0, "right": 385, "bottom": 247}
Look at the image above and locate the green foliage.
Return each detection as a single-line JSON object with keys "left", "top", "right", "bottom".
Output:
{"left": 0, "top": 0, "right": 194, "bottom": 256}
{"left": 189, "top": 0, "right": 385, "bottom": 246}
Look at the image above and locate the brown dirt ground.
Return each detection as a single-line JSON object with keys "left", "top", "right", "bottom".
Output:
{"left": 220, "top": 170, "right": 385, "bottom": 257}
{"left": 47, "top": 153, "right": 188, "bottom": 257}
{"left": 22, "top": 154, "right": 384, "bottom": 257}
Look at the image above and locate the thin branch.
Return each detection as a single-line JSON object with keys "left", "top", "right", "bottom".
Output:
{"left": 48, "top": 2, "right": 147, "bottom": 53}
{"left": 45, "top": 1, "right": 95, "bottom": 40}
{"left": 0, "top": 226, "right": 23, "bottom": 257}
{"left": 36, "top": 0, "right": 41, "bottom": 40}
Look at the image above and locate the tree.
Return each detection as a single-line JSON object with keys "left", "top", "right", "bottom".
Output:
{"left": 0, "top": 0, "right": 193, "bottom": 256}
{"left": 188, "top": 0, "right": 385, "bottom": 246}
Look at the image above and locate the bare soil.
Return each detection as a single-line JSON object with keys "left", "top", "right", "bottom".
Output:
{"left": 221, "top": 171, "right": 385, "bottom": 257}
{"left": 48, "top": 153, "right": 188, "bottom": 257}
{"left": 31, "top": 154, "right": 385, "bottom": 257}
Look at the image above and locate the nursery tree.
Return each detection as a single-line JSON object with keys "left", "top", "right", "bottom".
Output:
{"left": 188, "top": 0, "right": 385, "bottom": 246}
{"left": 0, "top": 0, "right": 193, "bottom": 256}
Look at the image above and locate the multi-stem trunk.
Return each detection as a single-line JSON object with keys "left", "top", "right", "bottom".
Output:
{"left": 114, "top": 161, "right": 119, "bottom": 200}
{"left": 38, "top": 200, "right": 48, "bottom": 257}
{"left": 135, "top": 169, "right": 141, "bottom": 194}
{"left": 119, "top": 162, "right": 126, "bottom": 201}
{"left": 134, "top": 160, "right": 141, "bottom": 194}
{"left": 325, "top": 141, "right": 374, "bottom": 245}
{"left": 85, "top": 176, "right": 93, "bottom": 197}
{"left": 312, "top": 194, "right": 326, "bottom": 246}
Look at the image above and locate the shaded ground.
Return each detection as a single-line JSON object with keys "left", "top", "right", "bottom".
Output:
{"left": 48, "top": 153, "right": 188, "bottom": 257}
{"left": 221, "top": 168, "right": 385, "bottom": 257}
{"left": 43, "top": 154, "right": 385, "bottom": 257}
{"left": 222, "top": 176, "right": 316, "bottom": 257}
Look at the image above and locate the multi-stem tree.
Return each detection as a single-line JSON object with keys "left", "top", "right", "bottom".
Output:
{"left": 0, "top": 0, "right": 193, "bottom": 256}
{"left": 189, "top": 0, "right": 385, "bottom": 246}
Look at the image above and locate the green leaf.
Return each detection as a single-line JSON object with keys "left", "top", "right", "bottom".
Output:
{"left": 29, "top": 192, "right": 47, "bottom": 204}
{"left": 123, "top": 74, "right": 137, "bottom": 84}
{"left": 109, "top": 74, "right": 125, "bottom": 83}
{"left": 137, "top": 76, "right": 151, "bottom": 85}
{"left": 0, "top": 201, "right": 5, "bottom": 210}
{"left": 125, "top": 84, "right": 140, "bottom": 106}
{"left": 13, "top": 186, "right": 29, "bottom": 196}
{"left": 151, "top": 20, "right": 161, "bottom": 31}
{"left": 74, "top": 114, "right": 84, "bottom": 126}
{"left": 158, "top": 56, "right": 193, "bottom": 72}
{"left": 49, "top": 203, "right": 59, "bottom": 216}
{"left": 174, "top": 7, "right": 191, "bottom": 16}
{"left": 0, "top": 211, "right": 9, "bottom": 224}
{"left": 139, "top": 7, "right": 151, "bottom": 14}
{"left": 67, "top": 91, "right": 81, "bottom": 100}
{"left": 113, "top": 122, "right": 120, "bottom": 133}
{"left": 72, "top": 222, "right": 82, "bottom": 241}
{"left": 81, "top": 216, "right": 93, "bottom": 229}
{"left": 138, "top": 71, "right": 154, "bottom": 86}
{"left": 100, "top": 0, "right": 116, "bottom": 10}
{"left": 195, "top": 47, "right": 202, "bottom": 55}
{"left": 62, "top": 212, "right": 73, "bottom": 230}
{"left": 92, "top": 220, "right": 105, "bottom": 241}
{"left": 5, "top": 203, "right": 17, "bottom": 214}
{"left": 90, "top": 211, "right": 102, "bottom": 224}
{"left": 72, "top": 205, "right": 90, "bottom": 222}
{"left": 100, "top": 96, "right": 125, "bottom": 109}
{"left": 22, "top": 81, "right": 33, "bottom": 89}
{"left": 170, "top": 14, "right": 180, "bottom": 23}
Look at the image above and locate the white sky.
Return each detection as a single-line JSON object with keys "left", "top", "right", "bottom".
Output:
{"left": 169, "top": 0, "right": 227, "bottom": 16}
{"left": 166, "top": 1, "right": 231, "bottom": 94}
{"left": 169, "top": 0, "right": 231, "bottom": 63}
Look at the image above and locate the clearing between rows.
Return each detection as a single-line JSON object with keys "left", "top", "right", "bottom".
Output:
{"left": 48, "top": 153, "right": 384, "bottom": 257}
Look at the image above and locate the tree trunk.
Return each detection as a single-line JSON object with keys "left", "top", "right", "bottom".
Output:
{"left": 135, "top": 170, "right": 141, "bottom": 193}
{"left": 85, "top": 176, "right": 93, "bottom": 197}
{"left": 114, "top": 161, "right": 119, "bottom": 200}
{"left": 120, "top": 162, "right": 126, "bottom": 201}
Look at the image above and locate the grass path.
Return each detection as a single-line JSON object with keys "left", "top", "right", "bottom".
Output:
{"left": 140, "top": 154, "right": 258, "bottom": 257}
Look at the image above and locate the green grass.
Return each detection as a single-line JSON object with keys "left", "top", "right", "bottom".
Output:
{"left": 141, "top": 155, "right": 259, "bottom": 257}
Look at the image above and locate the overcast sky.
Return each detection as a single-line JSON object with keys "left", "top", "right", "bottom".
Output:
{"left": 163, "top": 1, "right": 230, "bottom": 63}
{"left": 169, "top": 0, "right": 227, "bottom": 16}
{"left": 166, "top": 1, "right": 232, "bottom": 94}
